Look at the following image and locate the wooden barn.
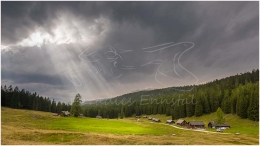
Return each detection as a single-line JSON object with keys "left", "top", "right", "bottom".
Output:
{"left": 96, "top": 115, "right": 102, "bottom": 119}
{"left": 166, "top": 120, "right": 175, "bottom": 124}
{"left": 176, "top": 119, "right": 187, "bottom": 126}
{"left": 153, "top": 118, "right": 161, "bottom": 122}
{"left": 208, "top": 121, "right": 230, "bottom": 129}
{"left": 59, "top": 111, "right": 70, "bottom": 117}
{"left": 188, "top": 121, "right": 205, "bottom": 129}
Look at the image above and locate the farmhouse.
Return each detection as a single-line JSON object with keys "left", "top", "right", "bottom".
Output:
{"left": 153, "top": 118, "right": 161, "bottom": 122}
{"left": 59, "top": 111, "right": 70, "bottom": 116}
{"left": 166, "top": 120, "right": 175, "bottom": 124}
{"left": 208, "top": 121, "right": 230, "bottom": 129}
{"left": 188, "top": 121, "right": 205, "bottom": 129}
{"left": 96, "top": 115, "right": 102, "bottom": 119}
{"left": 176, "top": 119, "right": 187, "bottom": 126}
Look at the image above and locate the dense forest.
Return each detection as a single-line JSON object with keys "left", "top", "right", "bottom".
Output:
{"left": 1, "top": 86, "right": 71, "bottom": 113}
{"left": 82, "top": 69, "right": 259, "bottom": 121}
{"left": 1, "top": 69, "right": 259, "bottom": 121}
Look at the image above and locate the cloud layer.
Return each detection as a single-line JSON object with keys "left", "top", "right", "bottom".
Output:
{"left": 1, "top": 1, "right": 259, "bottom": 102}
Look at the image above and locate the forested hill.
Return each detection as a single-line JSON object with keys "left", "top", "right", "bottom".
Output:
{"left": 83, "top": 85, "right": 194, "bottom": 105}
{"left": 1, "top": 86, "right": 71, "bottom": 113}
{"left": 82, "top": 69, "right": 259, "bottom": 121}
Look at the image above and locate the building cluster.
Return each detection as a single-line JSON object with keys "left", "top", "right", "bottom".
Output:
{"left": 174, "top": 119, "right": 230, "bottom": 131}
{"left": 136, "top": 116, "right": 231, "bottom": 131}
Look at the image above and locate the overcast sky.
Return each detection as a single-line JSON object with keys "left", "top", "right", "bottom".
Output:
{"left": 1, "top": 1, "right": 259, "bottom": 103}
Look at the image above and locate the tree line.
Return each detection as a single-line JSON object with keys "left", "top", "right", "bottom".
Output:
{"left": 82, "top": 69, "right": 259, "bottom": 121}
{"left": 1, "top": 86, "right": 71, "bottom": 113}
{"left": 1, "top": 69, "right": 258, "bottom": 121}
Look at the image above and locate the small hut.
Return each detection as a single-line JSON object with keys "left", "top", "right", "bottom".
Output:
{"left": 188, "top": 121, "right": 205, "bottom": 129}
{"left": 96, "top": 115, "right": 102, "bottom": 119}
{"left": 153, "top": 118, "right": 161, "bottom": 122}
{"left": 59, "top": 111, "right": 70, "bottom": 117}
{"left": 166, "top": 120, "right": 175, "bottom": 124}
{"left": 208, "top": 121, "right": 230, "bottom": 129}
{"left": 176, "top": 119, "right": 187, "bottom": 126}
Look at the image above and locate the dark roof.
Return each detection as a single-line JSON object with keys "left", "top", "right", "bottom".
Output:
{"left": 189, "top": 121, "right": 205, "bottom": 126}
{"left": 208, "top": 121, "right": 230, "bottom": 127}
{"left": 176, "top": 119, "right": 185, "bottom": 124}
{"left": 216, "top": 122, "right": 230, "bottom": 127}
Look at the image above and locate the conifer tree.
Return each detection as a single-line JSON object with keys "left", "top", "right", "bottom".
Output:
{"left": 216, "top": 107, "right": 225, "bottom": 124}
{"left": 70, "top": 93, "right": 82, "bottom": 117}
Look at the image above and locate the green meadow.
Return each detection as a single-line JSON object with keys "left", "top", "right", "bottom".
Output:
{"left": 1, "top": 107, "right": 259, "bottom": 144}
{"left": 46, "top": 116, "right": 167, "bottom": 135}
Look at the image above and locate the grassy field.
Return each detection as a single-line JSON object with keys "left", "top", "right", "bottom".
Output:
{"left": 1, "top": 107, "right": 259, "bottom": 144}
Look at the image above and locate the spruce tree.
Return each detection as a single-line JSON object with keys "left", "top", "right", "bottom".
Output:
{"left": 70, "top": 93, "right": 82, "bottom": 117}
{"left": 216, "top": 107, "right": 225, "bottom": 124}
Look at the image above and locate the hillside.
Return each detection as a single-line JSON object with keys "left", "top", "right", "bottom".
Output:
{"left": 84, "top": 69, "right": 259, "bottom": 105}
{"left": 82, "top": 69, "right": 259, "bottom": 120}
{"left": 83, "top": 85, "right": 194, "bottom": 105}
{"left": 1, "top": 107, "right": 259, "bottom": 144}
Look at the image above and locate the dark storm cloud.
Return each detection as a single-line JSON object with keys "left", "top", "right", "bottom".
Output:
{"left": 108, "top": 2, "right": 201, "bottom": 43}
{"left": 2, "top": 46, "right": 57, "bottom": 74}
{"left": 2, "top": 2, "right": 34, "bottom": 45}
{"left": 1, "top": 45, "right": 67, "bottom": 87}
{"left": 1, "top": 69, "right": 63, "bottom": 85}
{"left": 2, "top": 1, "right": 258, "bottom": 46}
